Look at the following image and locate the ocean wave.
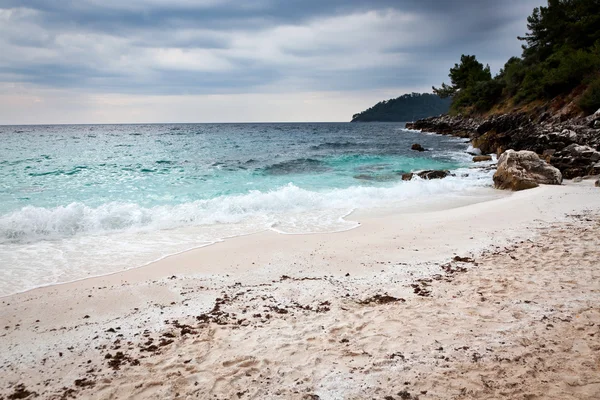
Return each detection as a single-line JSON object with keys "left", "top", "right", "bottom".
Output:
{"left": 0, "top": 170, "right": 494, "bottom": 244}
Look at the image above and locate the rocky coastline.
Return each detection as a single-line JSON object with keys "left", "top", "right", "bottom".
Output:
{"left": 406, "top": 111, "right": 600, "bottom": 179}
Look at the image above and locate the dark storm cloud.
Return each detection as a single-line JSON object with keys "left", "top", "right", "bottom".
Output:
{"left": 0, "top": 0, "right": 545, "bottom": 95}
{"left": 1, "top": 0, "right": 532, "bottom": 37}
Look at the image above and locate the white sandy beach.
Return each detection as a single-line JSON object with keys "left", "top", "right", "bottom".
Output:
{"left": 1, "top": 179, "right": 600, "bottom": 399}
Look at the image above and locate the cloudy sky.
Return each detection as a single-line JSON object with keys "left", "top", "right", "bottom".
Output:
{"left": 0, "top": 0, "right": 545, "bottom": 124}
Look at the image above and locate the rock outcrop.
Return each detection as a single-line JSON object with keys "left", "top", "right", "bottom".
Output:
{"left": 550, "top": 144, "right": 600, "bottom": 179}
{"left": 473, "top": 155, "right": 492, "bottom": 162}
{"left": 411, "top": 143, "right": 426, "bottom": 152}
{"left": 406, "top": 115, "right": 478, "bottom": 139}
{"left": 419, "top": 170, "right": 451, "bottom": 180}
{"left": 406, "top": 111, "right": 600, "bottom": 178}
{"left": 402, "top": 170, "right": 451, "bottom": 181}
{"left": 493, "top": 150, "right": 562, "bottom": 191}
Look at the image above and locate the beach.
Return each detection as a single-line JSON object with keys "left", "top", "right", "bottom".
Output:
{"left": 2, "top": 179, "right": 599, "bottom": 399}
{"left": 0, "top": 122, "right": 492, "bottom": 298}
{"left": 3, "top": 0, "right": 600, "bottom": 398}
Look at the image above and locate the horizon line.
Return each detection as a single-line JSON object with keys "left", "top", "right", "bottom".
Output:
{"left": 0, "top": 120, "right": 409, "bottom": 127}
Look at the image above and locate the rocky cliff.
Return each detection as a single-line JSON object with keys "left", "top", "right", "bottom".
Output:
{"left": 406, "top": 110, "right": 600, "bottom": 179}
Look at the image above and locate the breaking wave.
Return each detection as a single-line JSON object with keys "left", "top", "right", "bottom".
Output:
{"left": 0, "top": 168, "right": 494, "bottom": 244}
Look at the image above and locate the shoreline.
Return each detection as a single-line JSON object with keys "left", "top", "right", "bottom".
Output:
{"left": 0, "top": 123, "right": 490, "bottom": 298}
{"left": 2, "top": 180, "right": 600, "bottom": 399}
{"left": 2, "top": 180, "right": 597, "bottom": 308}
{"left": 0, "top": 181, "right": 500, "bottom": 299}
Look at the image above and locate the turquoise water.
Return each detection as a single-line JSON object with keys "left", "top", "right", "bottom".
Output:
{"left": 0, "top": 123, "right": 493, "bottom": 295}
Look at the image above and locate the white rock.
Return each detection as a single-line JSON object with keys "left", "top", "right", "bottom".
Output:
{"left": 562, "top": 144, "right": 600, "bottom": 162}
{"left": 561, "top": 129, "right": 577, "bottom": 141}
{"left": 493, "top": 150, "right": 562, "bottom": 191}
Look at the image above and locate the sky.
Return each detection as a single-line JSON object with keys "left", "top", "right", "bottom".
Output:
{"left": 0, "top": 0, "right": 546, "bottom": 124}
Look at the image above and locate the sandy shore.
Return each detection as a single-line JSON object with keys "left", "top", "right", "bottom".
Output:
{"left": 1, "top": 180, "right": 600, "bottom": 399}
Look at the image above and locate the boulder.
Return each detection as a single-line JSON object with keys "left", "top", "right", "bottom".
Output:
{"left": 493, "top": 150, "right": 562, "bottom": 191}
{"left": 551, "top": 144, "right": 600, "bottom": 178}
{"left": 562, "top": 144, "right": 600, "bottom": 161}
{"left": 596, "top": 178, "right": 600, "bottom": 187}
{"left": 401, "top": 170, "right": 451, "bottom": 181}
{"left": 560, "top": 129, "right": 577, "bottom": 141}
{"left": 417, "top": 170, "right": 451, "bottom": 180}
{"left": 411, "top": 143, "right": 426, "bottom": 152}
{"left": 473, "top": 155, "right": 492, "bottom": 162}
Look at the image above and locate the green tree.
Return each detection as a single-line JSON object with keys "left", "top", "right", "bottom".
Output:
{"left": 434, "top": 1, "right": 600, "bottom": 115}
{"left": 496, "top": 57, "right": 527, "bottom": 97}
{"left": 433, "top": 55, "right": 491, "bottom": 98}
{"left": 519, "top": 0, "right": 600, "bottom": 63}
{"left": 519, "top": 0, "right": 567, "bottom": 63}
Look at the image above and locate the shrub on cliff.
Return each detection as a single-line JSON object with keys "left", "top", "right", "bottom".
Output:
{"left": 579, "top": 75, "right": 600, "bottom": 114}
{"left": 512, "top": 45, "right": 600, "bottom": 103}
{"left": 539, "top": 45, "right": 600, "bottom": 98}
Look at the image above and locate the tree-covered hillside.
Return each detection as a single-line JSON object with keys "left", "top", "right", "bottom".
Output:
{"left": 433, "top": 0, "right": 600, "bottom": 116}
{"left": 351, "top": 93, "right": 452, "bottom": 122}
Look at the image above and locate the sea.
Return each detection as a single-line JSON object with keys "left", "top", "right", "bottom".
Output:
{"left": 0, "top": 122, "right": 495, "bottom": 296}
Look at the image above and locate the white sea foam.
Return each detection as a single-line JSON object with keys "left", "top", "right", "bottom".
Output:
{"left": 467, "top": 145, "right": 482, "bottom": 155}
{"left": 0, "top": 167, "right": 496, "bottom": 296}
{"left": 0, "top": 168, "right": 493, "bottom": 244}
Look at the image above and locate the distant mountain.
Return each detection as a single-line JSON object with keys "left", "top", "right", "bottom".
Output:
{"left": 351, "top": 93, "right": 452, "bottom": 122}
